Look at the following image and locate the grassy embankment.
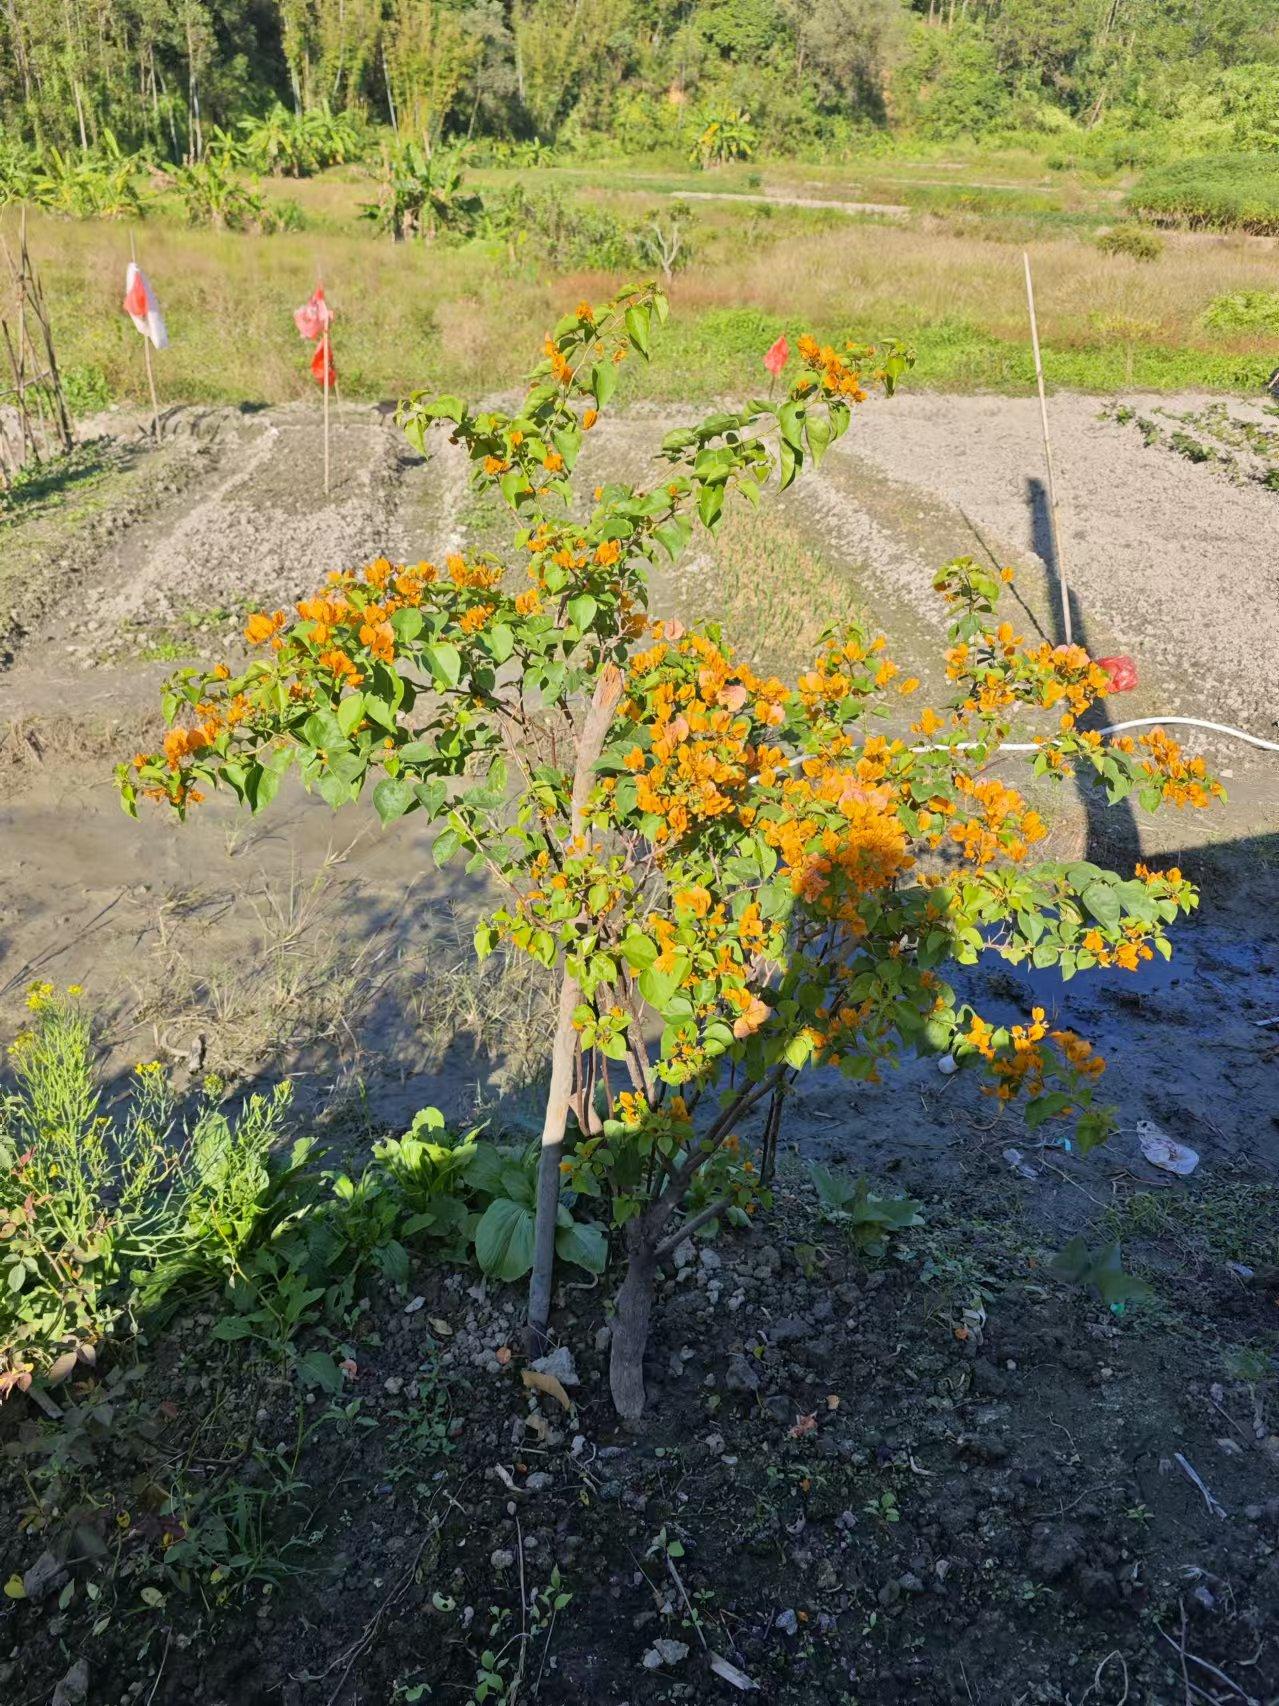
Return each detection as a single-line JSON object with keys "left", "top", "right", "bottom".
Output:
{"left": 7, "top": 149, "right": 1278, "bottom": 413}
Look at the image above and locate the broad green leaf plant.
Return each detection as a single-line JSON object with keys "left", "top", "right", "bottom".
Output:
{"left": 120, "top": 288, "right": 1219, "bottom": 1417}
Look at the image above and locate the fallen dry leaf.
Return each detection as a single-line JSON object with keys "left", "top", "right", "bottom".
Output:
{"left": 788, "top": 1413, "right": 817, "bottom": 1439}
{"left": 522, "top": 1368, "right": 573, "bottom": 1411}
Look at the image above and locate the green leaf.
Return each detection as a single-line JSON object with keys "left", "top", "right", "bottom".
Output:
{"left": 624, "top": 305, "right": 650, "bottom": 358}
{"left": 567, "top": 594, "right": 597, "bottom": 631}
{"left": 620, "top": 932, "right": 658, "bottom": 971}
{"left": 433, "top": 825, "right": 462, "bottom": 866}
{"left": 337, "top": 692, "right": 366, "bottom": 736}
{"left": 1081, "top": 881, "right": 1122, "bottom": 930}
{"left": 374, "top": 776, "right": 416, "bottom": 825}
{"left": 592, "top": 362, "right": 617, "bottom": 407}
{"left": 294, "top": 1350, "right": 343, "bottom": 1394}
{"left": 638, "top": 957, "right": 687, "bottom": 1012}
{"left": 425, "top": 643, "right": 463, "bottom": 688}
{"left": 209, "top": 1316, "right": 254, "bottom": 1341}
{"left": 487, "top": 623, "right": 515, "bottom": 664}
{"left": 555, "top": 1220, "right": 607, "bottom": 1274}
{"left": 474, "top": 1198, "right": 535, "bottom": 1281}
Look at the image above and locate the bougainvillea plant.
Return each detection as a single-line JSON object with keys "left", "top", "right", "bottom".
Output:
{"left": 119, "top": 287, "right": 1221, "bottom": 1418}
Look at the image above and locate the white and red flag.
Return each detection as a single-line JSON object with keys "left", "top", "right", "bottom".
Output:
{"left": 122, "top": 262, "right": 168, "bottom": 350}
{"left": 293, "top": 284, "right": 333, "bottom": 343}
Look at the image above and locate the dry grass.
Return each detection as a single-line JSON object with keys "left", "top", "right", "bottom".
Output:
{"left": 7, "top": 162, "right": 1276, "bottom": 413}
{"left": 669, "top": 502, "right": 863, "bottom": 678}
{"left": 674, "top": 220, "right": 1279, "bottom": 353}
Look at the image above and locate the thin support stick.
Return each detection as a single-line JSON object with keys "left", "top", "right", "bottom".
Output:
{"left": 143, "top": 336, "right": 160, "bottom": 442}
{"left": 1023, "top": 250, "right": 1070, "bottom": 646}
{"left": 323, "top": 330, "right": 331, "bottom": 495}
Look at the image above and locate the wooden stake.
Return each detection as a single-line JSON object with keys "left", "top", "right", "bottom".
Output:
{"left": 322, "top": 329, "right": 331, "bottom": 495}
{"left": 1023, "top": 251, "right": 1070, "bottom": 646}
{"left": 143, "top": 337, "right": 160, "bottom": 442}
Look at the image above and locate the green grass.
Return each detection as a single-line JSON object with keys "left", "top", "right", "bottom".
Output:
{"left": 1128, "top": 153, "right": 1279, "bottom": 235}
{"left": 7, "top": 145, "right": 1278, "bottom": 413}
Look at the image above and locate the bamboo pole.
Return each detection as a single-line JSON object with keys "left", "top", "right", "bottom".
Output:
{"left": 322, "top": 329, "right": 331, "bottom": 495}
{"left": 1023, "top": 251, "right": 1070, "bottom": 646}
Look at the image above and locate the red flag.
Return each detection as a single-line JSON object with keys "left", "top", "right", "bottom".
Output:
{"left": 122, "top": 262, "right": 169, "bottom": 349}
{"left": 295, "top": 285, "right": 333, "bottom": 342}
{"left": 311, "top": 337, "right": 336, "bottom": 387}
{"left": 123, "top": 271, "right": 148, "bottom": 318}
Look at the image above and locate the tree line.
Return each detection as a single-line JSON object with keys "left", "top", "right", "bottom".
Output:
{"left": 2, "top": 0, "right": 1277, "bottom": 160}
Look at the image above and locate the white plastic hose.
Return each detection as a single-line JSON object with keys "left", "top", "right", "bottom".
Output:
{"left": 931, "top": 716, "right": 1279, "bottom": 756}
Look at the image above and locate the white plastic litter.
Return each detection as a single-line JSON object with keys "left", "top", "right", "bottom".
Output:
{"left": 1137, "top": 1119, "right": 1199, "bottom": 1176}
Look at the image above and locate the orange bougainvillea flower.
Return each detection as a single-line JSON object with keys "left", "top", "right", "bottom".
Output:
{"left": 245, "top": 610, "right": 286, "bottom": 645}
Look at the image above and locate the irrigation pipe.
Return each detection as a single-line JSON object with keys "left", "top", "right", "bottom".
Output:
{"left": 923, "top": 716, "right": 1279, "bottom": 756}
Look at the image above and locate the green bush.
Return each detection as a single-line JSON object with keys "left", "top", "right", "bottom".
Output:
{"left": 62, "top": 364, "right": 111, "bottom": 415}
{"left": 487, "top": 183, "right": 635, "bottom": 269}
{"left": 0, "top": 987, "right": 609, "bottom": 1400}
{"left": 1096, "top": 225, "right": 1162, "bottom": 261}
{"left": 1201, "top": 289, "right": 1279, "bottom": 333}
{"left": 1128, "top": 153, "right": 1279, "bottom": 234}
{"left": 0, "top": 985, "right": 294, "bottom": 1396}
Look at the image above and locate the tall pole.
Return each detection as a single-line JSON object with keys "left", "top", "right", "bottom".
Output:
{"left": 322, "top": 329, "right": 330, "bottom": 495}
{"left": 1023, "top": 251, "right": 1070, "bottom": 647}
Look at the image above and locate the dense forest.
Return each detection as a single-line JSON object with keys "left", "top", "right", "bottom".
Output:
{"left": 1, "top": 0, "right": 1278, "bottom": 161}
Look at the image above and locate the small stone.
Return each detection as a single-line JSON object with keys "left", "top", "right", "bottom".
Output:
{"left": 704, "top": 1433, "right": 725, "bottom": 1456}
{"left": 52, "top": 1660, "right": 90, "bottom": 1706}
{"left": 490, "top": 1549, "right": 515, "bottom": 1571}
{"left": 672, "top": 1238, "right": 696, "bottom": 1271}
{"left": 383, "top": 1376, "right": 404, "bottom": 1396}
{"left": 22, "top": 1550, "right": 66, "bottom": 1602}
{"left": 724, "top": 1354, "right": 761, "bottom": 1394}
{"left": 532, "top": 1346, "right": 579, "bottom": 1388}
{"left": 699, "top": 1248, "right": 721, "bottom": 1271}
{"left": 525, "top": 1472, "right": 552, "bottom": 1493}
{"left": 642, "top": 1638, "right": 690, "bottom": 1669}
{"left": 775, "top": 1608, "right": 799, "bottom": 1635}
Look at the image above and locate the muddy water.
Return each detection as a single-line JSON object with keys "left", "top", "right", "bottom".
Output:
{"left": 0, "top": 400, "right": 1276, "bottom": 1207}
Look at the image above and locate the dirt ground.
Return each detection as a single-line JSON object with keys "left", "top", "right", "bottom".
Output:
{"left": 1, "top": 391, "right": 1277, "bottom": 1703}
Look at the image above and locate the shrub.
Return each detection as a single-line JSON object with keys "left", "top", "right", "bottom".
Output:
{"left": 690, "top": 111, "right": 758, "bottom": 169}
{"left": 1128, "top": 153, "right": 1279, "bottom": 234}
{"left": 488, "top": 183, "right": 635, "bottom": 269}
{"left": 16, "top": 132, "right": 141, "bottom": 219}
{"left": 122, "top": 291, "right": 1220, "bottom": 1421}
{"left": 361, "top": 142, "right": 481, "bottom": 241}
{"left": 237, "top": 102, "right": 366, "bottom": 176}
{"left": 61, "top": 365, "right": 111, "bottom": 415}
{"left": 173, "top": 156, "right": 270, "bottom": 232}
{"left": 0, "top": 985, "right": 293, "bottom": 1397}
{"left": 1201, "top": 289, "right": 1279, "bottom": 333}
{"left": 1096, "top": 226, "right": 1162, "bottom": 262}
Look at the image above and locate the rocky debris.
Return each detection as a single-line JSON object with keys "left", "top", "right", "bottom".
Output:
{"left": 641, "top": 1639, "right": 689, "bottom": 1669}
{"left": 532, "top": 1345, "right": 580, "bottom": 1388}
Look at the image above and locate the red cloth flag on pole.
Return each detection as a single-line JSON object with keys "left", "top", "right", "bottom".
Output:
{"left": 294, "top": 285, "right": 333, "bottom": 343}
{"left": 310, "top": 337, "right": 337, "bottom": 387}
{"left": 122, "top": 261, "right": 169, "bottom": 349}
